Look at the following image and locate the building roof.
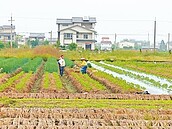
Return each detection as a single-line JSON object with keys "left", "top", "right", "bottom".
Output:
{"left": 56, "top": 19, "right": 72, "bottom": 24}
{"left": 56, "top": 17, "right": 96, "bottom": 24}
{"left": 59, "top": 25, "right": 96, "bottom": 33}
{"left": 0, "top": 25, "right": 15, "bottom": 30}
{"left": 101, "top": 41, "right": 112, "bottom": 44}
{"left": 29, "top": 33, "right": 45, "bottom": 38}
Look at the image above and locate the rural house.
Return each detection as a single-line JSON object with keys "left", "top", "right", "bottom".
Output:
{"left": 29, "top": 33, "right": 45, "bottom": 41}
{"left": 100, "top": 37, "right": 112, "bottom": 51}
{"left": 56, "top": 17, "right": 97, "bottom": 50}
{"left": 0, "top": 25, "right": 16, "bottom": 43}
{"left": 118, "top": 41, "right": 135, "bottom": 49}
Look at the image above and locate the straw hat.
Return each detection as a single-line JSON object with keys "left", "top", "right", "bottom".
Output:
{"left": 81, "top": 57, "right": 85, "bottom": 60}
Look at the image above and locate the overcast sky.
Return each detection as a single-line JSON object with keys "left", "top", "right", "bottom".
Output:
{"left": 0, "top": 0, "right": 172, "bottom": 43}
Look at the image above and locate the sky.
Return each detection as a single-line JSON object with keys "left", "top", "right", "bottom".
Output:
{"left": 1, "top": 0, "right": 172, "bottom": 44}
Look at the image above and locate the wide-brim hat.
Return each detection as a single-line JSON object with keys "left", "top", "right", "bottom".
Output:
{"left": 81, "top": 58, "right": 85, "bottom": 60}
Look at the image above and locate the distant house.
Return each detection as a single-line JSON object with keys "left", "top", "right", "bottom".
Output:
{"left": 29, "top": 33, "right": 45, "bottom": 41}
{"left": 56, "top": 17, "right": 97, "bottom": 50}
{"left": 100, "top": 37, "right": 112, "bottom": 50}
{"left": 48, "top": 38, "right": 57, "bottom": 44}
{"left": 16, "top": 34, "right": 26, "bottom": 46}
{"left": 0, "top": 25, "right": 16, "bottom": 43}
{"left": 118, "top": 41, "right": 135, "bottom": 49}
{"left": 141, "top": 46, "right": 158, "bottom": 51}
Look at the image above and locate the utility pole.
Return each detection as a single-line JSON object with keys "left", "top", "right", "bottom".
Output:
{"left": 114, "top": 33, "right": 117, "bottom": 44}
{"left": 49, "top": 31, "right": 52, "bottom": 44}
{"left": 8, "top": 14, "right": 15, "bottom": 49}
{"left": 168, "top": 33, "right": 170, "bottom": 51}
{"left": 153, "top": 18, "right": 156, "bottom": 52}
{"left": 148, "top": 33, "right": 150, "bottom": 48}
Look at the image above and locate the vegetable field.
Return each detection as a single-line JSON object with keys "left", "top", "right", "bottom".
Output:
{"left": 0, "top": 51, "right": 172, "bottom": 128}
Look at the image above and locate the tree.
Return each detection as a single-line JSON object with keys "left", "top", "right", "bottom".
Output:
{"left": 43, "top": 39, "right": 49, "bottom": 45}
{"left": 5, "top": 42, "right": 18, "bottom": 48}
{"left": 0, "top": 41, "right": 5, "bottom": 49}
{"left": 159, "top": 40, "right": 166, "bottom": 51}
{"left": 56, "top": 40, "right": 60, "bottom": 48}
{"left": 68, "top": 42, "right": 77, "bottom": 51}
{"left": 31, "top": 39, "right": 39, "bottom": 48}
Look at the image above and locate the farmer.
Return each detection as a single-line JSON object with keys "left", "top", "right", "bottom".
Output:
{"left": 80, "top": 57, "right": 87, "bottom": 74}
{"left": 58, "top": 55, "right": 66, "bottom": 76}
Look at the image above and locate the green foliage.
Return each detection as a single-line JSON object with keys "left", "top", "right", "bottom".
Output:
{"left": 71, "top": 71, "right": 107, "bottom": 92}
{"left": 56, "top": 40, "right": 60, "bottom": 48}
{"left": 64, "top": 58, "right": 74, "bottom": 68}
{"left": 0, "top": 98, "right": 172, "bottom": 109}
{"left": 28, "top": 39, "right": 39, "bottom": 48}
{"left": 53, "top": 72, "right": 63, "bottom": 90}
{"left": 0, "top": 41, "right": 5, "bottom": 49}
{"left": 43, "top": 40, "right": 49, "bottom": 45}
{"left": 42, "top": 72, "right": 63, "bottom": 90}
{"left": 87, "top": 62, "right": 92, "bottom": 68}
{"left": 0, "top": 58, "right": 29, "bottom": 73}
{"left": 92, "top": 67, "right": 142, "bottom": 92}
{"left": 15, "top": 72, "right": 32, "bottom": 92}
{"left": 43, "top": 72, "right": 49, "bottom": 89}
{"left": 68, "top": 42, "right": 77, "bottom": 51}
{"left": 0, "top": 71, "right": 25, "bottom": 92}
{"left": 5, "top": 42, "right": 18, "bottom": 48}
{"left": 22, "top": 57, "right": 42, "bottom": 72}
{"left": 44, "top": 57, "right": 58, "bottom": 73}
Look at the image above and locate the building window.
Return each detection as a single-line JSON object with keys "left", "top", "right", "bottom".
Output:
{"left": 64, "top": 33, "right": 72, "bottom": 39}
{"left": 84, "top": 34, "right": 88, "bottom": 39}
{"left": 76, "top": 32, "right": 79, "bottom": 38}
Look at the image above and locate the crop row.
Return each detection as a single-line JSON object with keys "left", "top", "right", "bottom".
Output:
{"left": 0, "top": 93, "right": 171, "bottom": 100}
{"left": 0, "top": 58, "right": 29, "bottom": 73}
{"left": 92, "top": 61, "right": 172, "bottom": 93}
{"left": 87, "top": 69, "right": 142, "bottom": 93}
{"left": 105, "top": 60, "right": 172, "bottom": 80}
{"left": 1, "top": 108, "right": 172, "bottom": 119}
{"left": 44, "top": 57, "right": 58, "bottom": 73}
{"left": 0, "top": 119, "right": 172, "bottom": 128}
{"left": 0, "top": 57, "right": 74, "bottom": 74}
{"left": 0, "top": 107, "right": 172, "bottom": 128}
{"left": 65, "top": 68, "right": 108, "bottom": 93}
{"left": 40, "top": 72, "right": 64, "bottom": 93}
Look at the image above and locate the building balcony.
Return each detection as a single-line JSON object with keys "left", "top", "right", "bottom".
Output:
{"left": 76, "top": 38, "right": 97, "bottom": 42}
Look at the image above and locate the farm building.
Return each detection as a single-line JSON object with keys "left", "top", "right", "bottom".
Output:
{"left": 100, "top": 37, "right": 112, "bottom": 51}
{"left": 56, "top": 17, "right": 97, "bottom": 50}
{"left": 0, "top": 25, "right": 16, "bottom": 43}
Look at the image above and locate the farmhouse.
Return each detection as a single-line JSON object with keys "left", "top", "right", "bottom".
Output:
{"left": 118, "top": 41, "right": 135, "bottom": 49}
{"left": 0, "top": 25, "right": 16, "bottom": 43}
{"left": 100, "top": 37, "right": 112, "bottom": 51}
{"left": 29, "top": 33, "right": 45, "bottom": 41}
{"left": 56, "top": 17, "right": 97, "bottom": 50}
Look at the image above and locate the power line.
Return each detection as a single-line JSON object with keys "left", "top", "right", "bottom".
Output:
{"left": 2, "top": 16, "right": 172, "bottom": 23}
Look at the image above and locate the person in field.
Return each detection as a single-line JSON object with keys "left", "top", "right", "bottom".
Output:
{"left": 80, "top": 58, "right": 87, "bottom": 74}
{"left": 58, "top": 55, "right": 66, "bottom": 76}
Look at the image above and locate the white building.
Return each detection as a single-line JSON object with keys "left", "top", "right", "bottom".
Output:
{"left": 56, "top": 17, "right": 97, "bottom": 50}
{"left": 100, "top": 37, "right": 112, "bottom": 50}
{"left": 29, "top": 33, "right": 45, "bottom": 41}
{"left": 0, "top": 25, "right": 16, "bottom": 43}
{"left": 118, "top": 41, "right": 135, "bottom": 49}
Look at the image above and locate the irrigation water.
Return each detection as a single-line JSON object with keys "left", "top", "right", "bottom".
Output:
{"left": 90, "top": 62, "right": 172, "bottom": 95}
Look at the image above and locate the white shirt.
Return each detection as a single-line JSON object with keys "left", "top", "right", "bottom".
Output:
{"left": 58, "top": 58, "right": 65, "bottom": 67}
